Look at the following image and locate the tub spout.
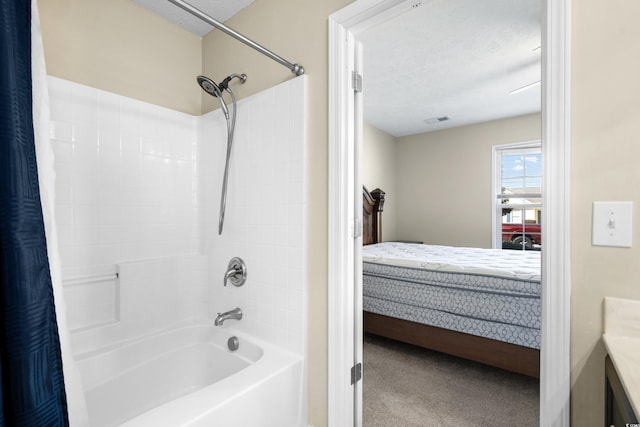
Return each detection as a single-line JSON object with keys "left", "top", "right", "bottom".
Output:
{"left": 214, "top": 308, "right": 242, "bottom": 326}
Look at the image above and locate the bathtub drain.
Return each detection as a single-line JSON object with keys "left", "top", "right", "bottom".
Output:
{"left": 228, "top": 336, "right": 239, "bottom": 352}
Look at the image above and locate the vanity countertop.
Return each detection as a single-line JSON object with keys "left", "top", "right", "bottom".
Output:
{"left": 603, "top": 296, "right": 640, "bottom": 417}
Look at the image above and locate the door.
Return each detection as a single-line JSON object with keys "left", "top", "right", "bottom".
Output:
{"left": 352, "top": 41, "right": 364, "bottom": 427}
{"left": 328, "top": 1, "right": 571, "bottom": 426}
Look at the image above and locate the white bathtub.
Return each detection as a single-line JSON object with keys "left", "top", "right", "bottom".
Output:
{"left": 75, "top": 323, "right": 304, "bottom": 427}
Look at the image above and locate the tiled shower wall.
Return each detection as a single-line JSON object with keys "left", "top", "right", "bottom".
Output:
{"left": 48, "top": 76, "right": 307, "bottom": 357}
{"left": 48, "top": 76, "right": 200, "bottom": 279}
{"left": 48, "top": 76, "right": 206, "bottom": 349}
{"left": 201, "top": 77, "right": 307, "bottom": 356}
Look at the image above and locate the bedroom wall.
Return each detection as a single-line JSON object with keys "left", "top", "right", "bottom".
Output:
{"left": 363, "top": 121, "right": 397, "bottom": 242}
{"left": 38, "top": 0, "right": 202, "bottom": 115}
{"left": 395, "top": 113, "right": 541, "bottom": 248}
{"left": 570, "top": 1, "right": 640, "bottom": 425}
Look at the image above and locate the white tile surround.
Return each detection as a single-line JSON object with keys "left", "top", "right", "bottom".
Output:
{"left": 201, "top": 77, "right": 307, "bottom": 355}
{"left": 48, "top": 76, "right": 307, "bottom": 357}
{"left": 48, "top": 76, "right": 200, "bottom": 280}
{"left": 69, "top": 255, "right": 209, "bottom": 355}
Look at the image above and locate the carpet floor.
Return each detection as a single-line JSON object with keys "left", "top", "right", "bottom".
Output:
{"left": 363, "top": 333, "right": 539, "bottom": 427}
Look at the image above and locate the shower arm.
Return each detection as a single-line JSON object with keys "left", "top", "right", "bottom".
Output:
{"left": 167, "top": 0, "right": 305, "bottom": 76}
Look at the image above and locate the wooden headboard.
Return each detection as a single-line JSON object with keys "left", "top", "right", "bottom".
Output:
{"left": 363, "top": 187, "right": 385, "bottom": 245}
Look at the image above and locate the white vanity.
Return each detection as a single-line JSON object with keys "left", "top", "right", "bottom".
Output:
{"left": 603, "top": 297, "right": 640, "bottom": 426}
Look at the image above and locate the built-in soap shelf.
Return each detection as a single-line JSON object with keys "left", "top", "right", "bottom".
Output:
{"left": 62, "top": 271, "right": 120, "bottom": 332}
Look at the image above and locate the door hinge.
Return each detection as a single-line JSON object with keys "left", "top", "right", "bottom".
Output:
{"left": 351, "top": 362, "right": 362, "bottom": 385}
{"left": 352, "top": 71, "right": 363, "bottom": 93}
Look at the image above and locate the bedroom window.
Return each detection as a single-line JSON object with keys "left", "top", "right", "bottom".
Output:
{"left": 493, "top": 141, "right": 542, "bottom": 251}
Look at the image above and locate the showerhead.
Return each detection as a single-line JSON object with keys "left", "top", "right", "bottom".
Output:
{"left": 197, "top": 75, "right": 222, "bottom": 98}
{"left": 197, "top": 72, "right": 246, "bottom": 236}
{"left": 197, "top": 75, "right": 229, "bottom": 118}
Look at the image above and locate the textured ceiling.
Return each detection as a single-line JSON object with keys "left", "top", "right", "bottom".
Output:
{"left": 134, "top": 0, "right": 540, "bottom": 138}
{"left": 358, "top": 0, "right": 541, "bottom": 137}
{"left": 131, "top": 0, "right": 255, "bottom": 37}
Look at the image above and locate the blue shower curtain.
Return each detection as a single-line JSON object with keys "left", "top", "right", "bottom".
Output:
{"left": 0, "top": 1, "right": 69, "bottom": 425}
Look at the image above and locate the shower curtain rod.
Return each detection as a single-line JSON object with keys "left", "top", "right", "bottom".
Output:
{"left": 167, "top": 0, "right": 305, "bottom": 76}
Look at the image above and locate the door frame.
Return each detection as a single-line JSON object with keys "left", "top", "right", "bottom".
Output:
{"left": 328, "top": 0, "right": 572, "bottom": 426}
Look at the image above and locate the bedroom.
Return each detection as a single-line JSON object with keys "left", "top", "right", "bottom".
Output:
{"left": 358, "top": 0, "right": 542, "bottom": 424}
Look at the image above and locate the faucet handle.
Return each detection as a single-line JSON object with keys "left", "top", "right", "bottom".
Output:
{"left": 224, "top": 257, "right": 247, "bottom": 287}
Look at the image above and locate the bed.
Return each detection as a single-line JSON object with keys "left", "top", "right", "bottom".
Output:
{"left": 362, "top": 187, "right": 541, "bottom": 378}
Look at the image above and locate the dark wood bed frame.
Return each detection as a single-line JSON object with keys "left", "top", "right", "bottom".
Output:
{"left": 362, "top": 187, "right": 540, "bottom": 378}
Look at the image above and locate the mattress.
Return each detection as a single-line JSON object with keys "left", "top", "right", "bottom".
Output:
{"left": 362, "top": 242, "right": 541, "bottom": 349}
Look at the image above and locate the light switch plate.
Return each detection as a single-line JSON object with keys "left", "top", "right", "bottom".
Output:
{"left": 592, "top": 201, "right": 633, "bottom": 247}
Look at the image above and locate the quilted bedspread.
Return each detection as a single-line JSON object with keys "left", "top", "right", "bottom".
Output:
{"left": 362, "top": 242, "right": 540, "bottom": 281}
{"left": 362, "top": 242, "right": 541, "bottom": 348}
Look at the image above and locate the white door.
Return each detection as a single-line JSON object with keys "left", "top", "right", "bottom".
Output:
{"left": 326, "top": 20, "right": 365, "bottom": 426}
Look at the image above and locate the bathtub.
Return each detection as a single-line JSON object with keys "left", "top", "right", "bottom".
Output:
{"left": 75, "top": 323, "right": 304, "bottom": 427}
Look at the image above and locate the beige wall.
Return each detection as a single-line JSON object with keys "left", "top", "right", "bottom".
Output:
{"left": 571, "top": 0, "right": 640, "bottom": 425}
{"left": 363, "top": 122, "right": 397, "bottom": 242}
{"left": 201, "top": 1, "right": 351, "bottom": 425}
{"left": 38, "top": 0, "right": 202, "bottom": 115}
{"left": 395, "top": 114, "right": 541, "bottom": 248}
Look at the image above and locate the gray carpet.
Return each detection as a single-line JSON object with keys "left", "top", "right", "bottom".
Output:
{"left": 363, "top": 334, "right": 539, "bottom": 427}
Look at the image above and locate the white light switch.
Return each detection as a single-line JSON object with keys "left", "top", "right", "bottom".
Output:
{"left": 592, "top": 202, "right": 633, "bottom": 247}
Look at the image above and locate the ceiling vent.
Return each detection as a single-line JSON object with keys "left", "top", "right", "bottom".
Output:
{"left": 424, "top": 116, "right": 451, "bottom": 124}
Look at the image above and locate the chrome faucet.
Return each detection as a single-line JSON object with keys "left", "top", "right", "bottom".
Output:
{"left": 214, "top": 307, "right": 242, "bottom": 326}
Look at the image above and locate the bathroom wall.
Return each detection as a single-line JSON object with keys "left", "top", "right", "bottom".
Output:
{"left": 39, "top": 0, "right": 202, "bottom": 115}
{"left": 48, "top": 76, "right": 208, "bottom": 352}
{"left": 200, "top": 76, "right": 308, "bottom": 356}
{"left": 570, "top": 1, "right": 640, "bottom": 424}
